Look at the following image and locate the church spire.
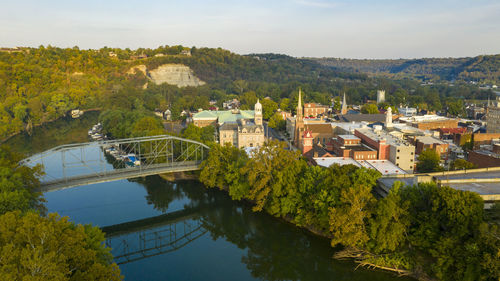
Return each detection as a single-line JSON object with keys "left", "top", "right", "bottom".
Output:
{"left": 296, "top": 88, "right": 303, "bottom": 119}
{"left": 341, "top": 92, "right": 347, "bottom": 115}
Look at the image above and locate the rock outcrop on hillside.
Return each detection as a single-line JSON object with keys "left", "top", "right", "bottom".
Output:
{"left": 127, "top": 64, "right": 205, "bottom": 88}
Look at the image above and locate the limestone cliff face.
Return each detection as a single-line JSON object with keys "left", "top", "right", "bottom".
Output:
{"left": 127, "top": 65, "right": 148, "bottom": 76}
{"left": 149, "top": 64, "right": 205, "bottom": 87}
{"left": 126, "top": 64, "right": 205, "bottom": 88}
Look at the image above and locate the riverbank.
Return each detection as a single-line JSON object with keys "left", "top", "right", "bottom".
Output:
{"left": 0, "top": 108, "right": 101, "bottom": 145}
{"left": 190, "top": 177, "right": 419, "bottom": 280}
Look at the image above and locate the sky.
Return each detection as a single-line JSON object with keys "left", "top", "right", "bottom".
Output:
{"left": 1, "top": 0, "right": 499, "bottom": 59}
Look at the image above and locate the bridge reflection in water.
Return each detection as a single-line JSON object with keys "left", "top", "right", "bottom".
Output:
{"left": 102, "top": 207, "right": 207, "bottom": 265}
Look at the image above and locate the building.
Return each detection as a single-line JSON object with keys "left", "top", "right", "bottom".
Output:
{"left": 286, "top": 116, "right": 296, "bottom": 140}
{"left": 486, "top": 94, "right": 500, "bottom": 133}
{"left": 304, "top": 103, "right": 329, "bottom": 118}
{"left": 413, "top": 136, "right": 449, "bottom": 156}
{"left": 330, "top": 135, "right": 377, "bottom": 161}
{"left": 378, "top": 168, "right": 500, "bottom": 207}
{"left": 355, "top": 126, "right": 416, "bottom": 172}
{"left": 398, "top": 106, "right": 417, "bottom": 117}
{"left": 278, "top": 110, "right": 292, "bottom": 120}
{"left": 193, "top": 110, "right": 255, "bottom": 128}
{"left": 314, "top": 157, "right": 407, "bottom": 176}
{"left": 399, "top": 115, "right": 459, "bottom": 130}
{"left": 468, "top": 145, "right": 500, "bottom": 168}
{"left": 218, "top": 100, "right": 265, "bottom": 148}
{"left": 338, "top": 113, "right": 387, "bottom": 123}
{"left": 377, "top": 90, "right": 386, "bottom": 104}
{"left": 304, "top": 123, "right": 335, "bottom": 146}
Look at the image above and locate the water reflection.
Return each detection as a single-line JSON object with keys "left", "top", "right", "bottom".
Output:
{"left": 109, "top": 178, "right": 412, "bottom": 281}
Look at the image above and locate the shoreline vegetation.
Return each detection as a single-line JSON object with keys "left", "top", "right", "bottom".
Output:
{"left": 0, "top": 108, "right": 101, "bottom": 144}
{"left": 197, "top": 141, "right": 499, "bottom": 281}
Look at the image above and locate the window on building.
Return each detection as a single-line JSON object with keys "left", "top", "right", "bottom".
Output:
{"left": 397, "top": 149, "right": 400, "bottom": 152}
{"left": 397, "top": 156, "right": 399, "bottom": 159}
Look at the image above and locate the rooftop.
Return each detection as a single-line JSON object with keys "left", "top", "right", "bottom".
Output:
{"left": 399, "top": 114, "right": 456, "bottom": 124}
{"left": 339, "top": 114, "right": 386, "bottom": 123}
{"left": 193, "top": 110, "right": 255, "bottom": 124}
{"left": 314, "top": 157, "right": 361, "bottom": 168}
{"left": 356, "top": 127, "right": 412, "bottom": 147}
{"left": 314, "top": 157, "right": 407, "bottom": 176}
{"left": 415, "top": 136, "right": 448, "bottom": 145}
{"left": 338, "top": 135, "right": 360, "bottom": 140}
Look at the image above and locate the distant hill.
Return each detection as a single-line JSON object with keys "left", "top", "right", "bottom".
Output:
{"left": 311, "top": 55, "right": 500, "bottom": 84}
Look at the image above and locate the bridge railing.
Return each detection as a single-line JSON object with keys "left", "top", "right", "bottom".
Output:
{"left": 23, "top": 135, "right": 210, "bottom": 189}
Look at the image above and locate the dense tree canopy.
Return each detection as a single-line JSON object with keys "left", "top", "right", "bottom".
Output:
{"left": 199, "top": 142, "right": 499, "bottom": 280}
{"left": 0, "top": 145, "right": 44, "bottom": 215}
{"left": 0, "top": 211, "right": 122, "bottom": 281}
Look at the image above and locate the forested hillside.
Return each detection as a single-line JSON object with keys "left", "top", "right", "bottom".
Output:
{"left": 0, "top": 46, "right": 370, "bottom": 141}
{"left": 313, "top": 55, "right": 500, "bottom": 84}
{"left": 0, "top": 46, "right": 495, "bottom": 141}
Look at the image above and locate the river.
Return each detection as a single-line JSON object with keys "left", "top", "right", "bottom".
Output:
{"left": 7, "top": 114, "right": 413, "bottom": 281}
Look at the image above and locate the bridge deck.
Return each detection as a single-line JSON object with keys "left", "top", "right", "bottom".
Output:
{"left": 38, "top": 161, "right": 202, "bottom": 192}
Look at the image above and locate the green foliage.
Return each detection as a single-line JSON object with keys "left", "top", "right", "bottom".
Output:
{"left": 0, "top": 211, "right": 122, "bottom": 281}
{"left": 314, "top": 55, "right": 500, "bottom": 84}
{"left": 450, "top": 159, "right": 477, "bottom": 171}
{"left": 328, "top": 167, "right": 379, "bottom": 248}
{"left": 241, "top": 140, "right": 304, "bottom": 213}
{"left": 99, "top": 109, "right": 164, "bottom": 139}
{"left": 402, "top": 183, "right": 488, "bottom": 281}
{"left": 181, "top": 124, "right": 215, "bottom": 144}
{"left": 260, "top": 98, "right": 278, "bottom": 120}
{"left": 200, "top": 141, "right": 498, "bottom": 280}
{"left": 0, "top": 145, "right": 45, "bottom": 215}
{"left": 267, "top": 112, "right": 285, "bottom": 131}
{"left": 416, "top": 148, "right": 442, "bottom": 173}
{"left": 360, "top": 104, "right": 379, "bottom": 114}
{"left": 368, "top": 182, "right": 410, "bottom": 253}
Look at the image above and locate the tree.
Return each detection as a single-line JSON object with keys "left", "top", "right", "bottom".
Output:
{"left": 241, "top": 140, "right": 304, "bottom": 213}
{"left": 416, "top": 148, "right": 442, "bottom": 173}
{"left": 329, "top": 182, "right": 376, "bottom": 248}
{"left": 279, "top": 98, "right": 290, "bottom": 111}
{"left": 182, "top": 124, "right": 215, "bottom": 144}
{"left": 0, "top": 146, "right": 45, "bottom": 216}
{"left": 233, "top": 80, "right": 248, "bottom": 95}
{"left": 361, "top": 104, "right": 379, "bottom": 114}
{"left": 240, "top": 91, "right": 257, "bottom": 110}
{"left": 0, "top": 211, "right": 122, "bottom": 281}
{"left": 260, "top": 98, "right": 278, "bottom": 120}
{"left": 368, "top": 182, "right": 410, "bottom": 253}
{"left": 268, "top": 112, "right": 285, "bottom": 131}
{"left": 450, "top": 159, "right": 476, "bottom": 171}
{"left": 132, "top": 116, "right": 164, "bottom": 137}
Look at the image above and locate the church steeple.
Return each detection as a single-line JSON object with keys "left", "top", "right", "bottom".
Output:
{"left": 341, "top": 92, "right": 347, "bottom": 115}
{"left": 296, "top": 88, "right": 303, "bottom": 120}
{"left": 294, "top": 88, "right": 305, "bottom": 147}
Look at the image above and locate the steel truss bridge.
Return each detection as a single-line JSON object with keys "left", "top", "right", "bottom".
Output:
{"left": 102, "top": 207, "right": 207, "bottom": 265}
{"left": 23, "top": 135, "right": 209, "bottom": 192}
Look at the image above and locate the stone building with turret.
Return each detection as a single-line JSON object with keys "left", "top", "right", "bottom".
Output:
{"left": 219, "top": 100, "right": 265, "bottom": 148}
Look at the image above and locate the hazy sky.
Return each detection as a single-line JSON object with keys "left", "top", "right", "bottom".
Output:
{"left": 1, "top": 0, "right": 499, "bottom": 58}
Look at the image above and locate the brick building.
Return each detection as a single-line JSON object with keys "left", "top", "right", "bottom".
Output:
{"left": 330, "top": 135, "right": 377, "bottom": 161}
{"left": 355, "top": 127, "right": 416, "bottom": 172}
{"left": 413, "top": 136, "right": 449, "bottom": 156}
{"left": 399, "top": 115, "right": 459, "bottom": 130}
{"left": 468, "top": 150, "right": 500, "bottom": 168}
{"left": 304, "top": 103, "right": 329, "bottom": 118}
